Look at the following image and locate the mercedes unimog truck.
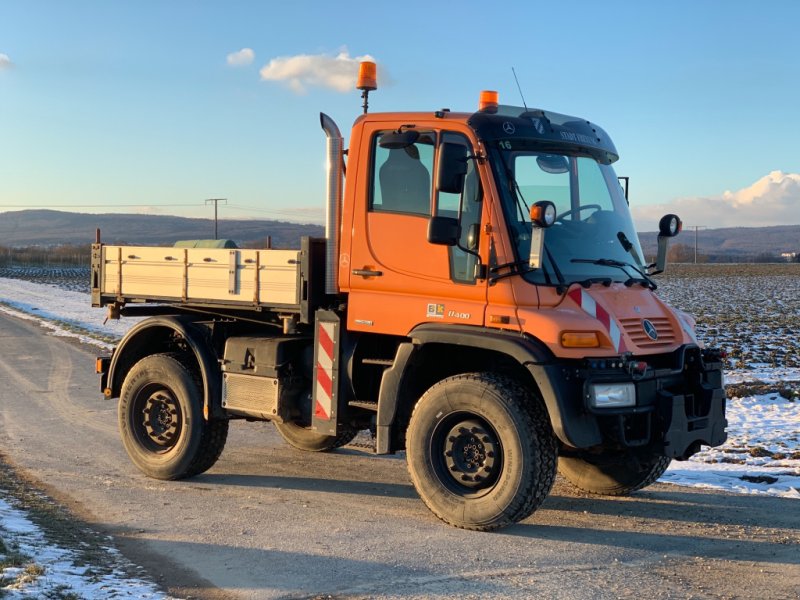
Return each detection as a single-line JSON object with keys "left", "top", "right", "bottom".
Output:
{"left": 92, "top": 62, "right": 726, "bottom": 530}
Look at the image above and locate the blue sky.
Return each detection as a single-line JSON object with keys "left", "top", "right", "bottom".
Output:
{"left": 1, "top": 0, "right": 799, "bottom": 230}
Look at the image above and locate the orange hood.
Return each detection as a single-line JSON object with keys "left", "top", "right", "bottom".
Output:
{"left": 517, "top": 283, "right": 699, "bottom": 359}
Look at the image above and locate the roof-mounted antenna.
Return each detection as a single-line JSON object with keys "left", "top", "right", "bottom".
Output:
{"left": 512, "top": 67, "right": 528, "bottom": 111}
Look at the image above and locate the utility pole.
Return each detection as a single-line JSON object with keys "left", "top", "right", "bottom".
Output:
{"left": 688, "top": 225, "right": 707, "bottom": 263}
{"left": 205, "top": 198, "right": 227, "bottom": 240}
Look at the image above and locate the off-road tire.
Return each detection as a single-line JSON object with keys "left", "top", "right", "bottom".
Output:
{"left": 406, "top": 373, "right": 557, "bottom": 531}
{"left": 118, "top": 353, "right": 228, "bottom": 480}
{"left": 558, "top": 452, "right": 671, "bottom": 496}
{"left": 274, "top": 421, "right": 357, "bottom": 452}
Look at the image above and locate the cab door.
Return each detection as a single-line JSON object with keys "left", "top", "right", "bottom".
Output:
{"left": 345, "top": 125, "right": 488, "bottom": 336}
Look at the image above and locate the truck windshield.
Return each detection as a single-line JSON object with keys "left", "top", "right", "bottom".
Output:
{"left": 491, "top": 146, "right": 647, "bottom": 286}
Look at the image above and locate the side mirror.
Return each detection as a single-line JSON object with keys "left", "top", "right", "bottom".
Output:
{"left": 437, "top": 142, "right": 468, "bottom": 195}
{"left": 653, "top": 213, "right": 682, "bottom": 274}
{"left": 466, "top": 222, "right": 480, "bottom": 251}
{"left": 658, "top": 214, "right": 682, "bottom": 237}
{"left": 427, "top": 216, "right": 460, "bottom": 246}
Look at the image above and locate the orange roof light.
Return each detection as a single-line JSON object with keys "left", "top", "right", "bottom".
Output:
{"left": 357, "top": 61, "right": 377, "bottom": 91}
{"left": 479, "top": 90, "right": 499, "bottom": 111}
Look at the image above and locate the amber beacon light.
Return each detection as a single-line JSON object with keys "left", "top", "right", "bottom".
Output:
{"left": 357, "top": 61, "right": 378, "bottom": 114}
{"left": 357, "top": 61, "right": 378, "bottom": 91}
{"left": 479, "top": 90, "right": 499, "bottom": 111}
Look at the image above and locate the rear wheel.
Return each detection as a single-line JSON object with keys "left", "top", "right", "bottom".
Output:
{"left": 558, "top": 451, "right": 671, "bottom": 496}
{"left": 406, "top": 373, "right": 557, "bottom": 531}
{"left": 118, "top": 354, "right": 228, "bottom": 480}
{"left": 274, "top": 420, "right": 357, "bottom": 452}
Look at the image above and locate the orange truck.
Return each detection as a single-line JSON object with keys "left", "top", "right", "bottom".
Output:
{"left": 92, "top": 63, "right": 726, "bottom": 530}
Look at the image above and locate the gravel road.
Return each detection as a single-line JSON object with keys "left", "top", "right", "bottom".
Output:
{"left": 0, "top": 311, "right": 798, "bottom": 600}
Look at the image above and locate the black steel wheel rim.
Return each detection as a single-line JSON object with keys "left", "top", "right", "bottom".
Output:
{"left": 431, "top": 413, "right": 503, "bottom": 496}
{"left": 132, "top": 384, "right": 182, "bottom": 453}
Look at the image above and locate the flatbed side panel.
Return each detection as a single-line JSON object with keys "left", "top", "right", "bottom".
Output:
{"left": 99, "top": 245, "right": 302, "bottom": 308}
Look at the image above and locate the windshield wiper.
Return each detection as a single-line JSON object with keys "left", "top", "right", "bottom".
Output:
{"left": 570, "top": 258, "right": 657, "bottom": 290}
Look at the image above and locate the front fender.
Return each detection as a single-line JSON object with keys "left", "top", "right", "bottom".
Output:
{"left": 375, "top": 324, "right": 602, "bottom": 452}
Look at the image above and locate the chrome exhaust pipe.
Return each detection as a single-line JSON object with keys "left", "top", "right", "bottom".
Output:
{"left": 320, "top": 112, "right": 343, "bottom": 295}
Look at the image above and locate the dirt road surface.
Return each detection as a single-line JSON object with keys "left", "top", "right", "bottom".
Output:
{"left": 0, "top": 311, "right": 798, "bottom": 599}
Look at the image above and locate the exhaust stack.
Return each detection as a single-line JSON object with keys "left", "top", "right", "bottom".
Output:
{"left": 320, "top": 112, "right": 343, "bottom": 295}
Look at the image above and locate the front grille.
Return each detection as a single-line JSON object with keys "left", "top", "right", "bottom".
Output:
{"left": 620, "top": 316, "right": 677, "bottom": 349}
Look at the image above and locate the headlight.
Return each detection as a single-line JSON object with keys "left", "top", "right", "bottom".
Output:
{"left": 589, "top": 383, "right": 636, "bottom": 408}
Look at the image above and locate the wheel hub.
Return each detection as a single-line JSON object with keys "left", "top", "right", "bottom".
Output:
{"left": 442, "top": 419, "right": 499, "bottom": 489}
{"left": 142, "top": 391, "right": 180, "bottom": 447}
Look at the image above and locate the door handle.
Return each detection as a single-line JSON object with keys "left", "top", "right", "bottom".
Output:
{"left": 352, "top": 268, "right": 383, "bottom": 277}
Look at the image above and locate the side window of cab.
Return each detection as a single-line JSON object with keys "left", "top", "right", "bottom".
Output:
{"left": 436, "top": 132, "right": 482, "bottom": 283}
{"left": 370, "top": 131, "right": 435, "bottom": 216}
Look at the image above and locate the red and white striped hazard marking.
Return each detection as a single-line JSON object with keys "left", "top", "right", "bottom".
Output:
{"left": 315, "top": 321, "right": 335, "bottom": 420}
{"left": 567, "top": 288, "right": 627, "bottom": 353}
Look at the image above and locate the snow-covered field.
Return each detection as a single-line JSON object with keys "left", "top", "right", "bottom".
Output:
{"left": 656, "top": 265, "right": 800, "bottom": 499}
{"left": 0, "top": 265, "right": 798, "bottom": 597}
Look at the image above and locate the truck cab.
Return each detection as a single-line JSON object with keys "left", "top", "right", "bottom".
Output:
{"left": 333, "top": 98, "right": 724, "bottom": 456}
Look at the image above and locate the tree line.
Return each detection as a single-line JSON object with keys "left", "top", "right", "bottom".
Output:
{"left": 651, "top": 243, "right": 800, "bottom": 264}
{"left": 0, "top": 244, "right": 91, "bottom": 267}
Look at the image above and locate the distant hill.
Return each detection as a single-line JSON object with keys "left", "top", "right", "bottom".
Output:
{"left": 637, "top": 224, "right": 800, "bottom": 261}
{"left": 0, "top": 210, "right": 323, "bottom": 248}
{"left": 1, "top": 209, "right": 798, "bottom": 260}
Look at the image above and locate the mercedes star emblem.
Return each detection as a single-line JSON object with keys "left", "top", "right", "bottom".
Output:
{"left": 642, "top": 319, "right": 658, "bottom": 341}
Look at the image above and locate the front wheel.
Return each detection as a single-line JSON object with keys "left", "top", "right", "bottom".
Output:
{"left": 406, "top": 373, "right": 557, "bottom": 531}
{"left": 558, "top": 451, "right": 671, "bottom": 496}
{"left": 118, "top": 354, "right": 228, "bottom": 480}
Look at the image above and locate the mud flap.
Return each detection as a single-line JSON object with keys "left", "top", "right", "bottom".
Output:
{"left": 311, "top": 310, "right": 340, "bottom": 436}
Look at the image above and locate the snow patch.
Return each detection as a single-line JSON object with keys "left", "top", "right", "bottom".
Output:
{"left": 0, "top": 498, "right": 173, "bottom": 598}
{"left": 661, "top": 393, "right": 800, "bottom": 498}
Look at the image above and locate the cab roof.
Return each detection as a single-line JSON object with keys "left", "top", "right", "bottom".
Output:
{"left": 357, "top": 105, "right": 619, "bottom": 164}
{"left": 468, "top": 105, "right": 619, "bottom": 164}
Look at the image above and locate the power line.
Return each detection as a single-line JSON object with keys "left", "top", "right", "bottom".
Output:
{"left": 0, "top": 203, "right": 201, "bottom": 208}
{"left": 226, "top": 204, "right": 324, "bottom": 219}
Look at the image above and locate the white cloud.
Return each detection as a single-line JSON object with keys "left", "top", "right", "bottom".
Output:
{"left": 632, "top": 171, "right": 800, "bottom": 230}
{"left": 226, "top": 48, "right": 255, "bottom": 67}
{"left": 0, "top": 53, "right": 13, "bottom": 70}
{"left": 259, "top": 50, "right": 375, "bottom": 94}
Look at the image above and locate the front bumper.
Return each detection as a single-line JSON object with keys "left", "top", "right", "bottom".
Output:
{"left": 532, "top": 345, "right": 727, "bottom": 459}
